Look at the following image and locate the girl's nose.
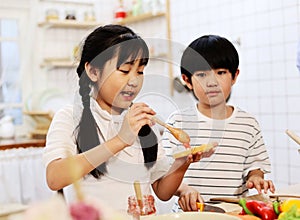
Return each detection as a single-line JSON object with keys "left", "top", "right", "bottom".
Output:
{"left": 127, "top": 76, "right": 138, "bottom": 87}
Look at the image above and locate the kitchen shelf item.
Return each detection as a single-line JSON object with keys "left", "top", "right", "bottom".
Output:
{"left": 38, "top": 20, "right": 100, "bottom": 29}
{"left": 23, "top": 111, "right": 53, "bottom": 139}
{"left": 115, "top": 12, "right": 165, "bottom": 25}
{"left": 41, "top": 58, "right": 78, "bottom": 69}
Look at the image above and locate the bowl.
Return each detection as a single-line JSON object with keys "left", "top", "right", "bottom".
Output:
{"left": 141, "top": 212, "right": 240, "bottom": 220}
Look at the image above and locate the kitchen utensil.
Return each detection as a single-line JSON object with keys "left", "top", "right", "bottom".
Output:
{"left": 286, "top": 129, "right": 300, "bottom": 145}
{"left": 152, "top": 116, "right": 190, "bottom": 144}
{"left": 197, "top": 203, "right": 225, "bottom": 213}
{"left": 269, "top": 194, "right": 300, "bottom": 199}
{"left": 172, "top": 143, "right": 217, "bottom": 159}
{"left": 209, "top": 194, "right": 271, "bottom": 204}
{"left": 133, "top": 180, "right": 143, "bottom": 216}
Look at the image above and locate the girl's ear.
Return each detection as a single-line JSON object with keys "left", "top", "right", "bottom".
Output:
{"left": 232, "top": 69, "right": 240, "bottom": 85}
{"left": 182, "top": 74, "right": 193, "bottom": 90}
{"left": 85, "top": 62, "right": 99, "bottom": 82}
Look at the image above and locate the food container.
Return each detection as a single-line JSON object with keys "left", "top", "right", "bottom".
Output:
{"left": 45, "top": 9, "right": 59, "bottom": 21}
{"left": 127, "top": 194, "right": 156, "bottom": 217}
{"left": 84, "top": 11, "right": 96, "bottom": 22}
{"left": 65, "top": 10, "right": 76, "bottom": 20}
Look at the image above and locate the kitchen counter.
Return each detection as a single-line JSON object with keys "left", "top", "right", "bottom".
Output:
{"left": 0, "top": 137, "right": 45, "bottom": 150}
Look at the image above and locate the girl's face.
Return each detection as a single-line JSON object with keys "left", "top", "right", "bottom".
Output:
{"left": 185, "top": 68, "right": 239, "bottom": 108}
{"left": 88, "top": 55, "right": 145, "bottom": 114}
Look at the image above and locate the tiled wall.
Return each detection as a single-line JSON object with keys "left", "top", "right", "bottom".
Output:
{"left": 170, "top": 0, "right": 300, "bottom": 188}
{"left": 29, "top": 0, "right": 300, "bottom": 189}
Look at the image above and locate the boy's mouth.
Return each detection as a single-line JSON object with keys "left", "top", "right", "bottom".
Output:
{"left": 206, "top": 90, "right": 221, "bottom": 96}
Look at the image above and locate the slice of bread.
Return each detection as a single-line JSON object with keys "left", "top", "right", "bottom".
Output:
{"left": 172, "top": 143, "right": 216, "bottom": 159}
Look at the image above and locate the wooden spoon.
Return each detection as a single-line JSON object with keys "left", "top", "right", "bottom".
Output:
{"left": 286, "top": 129, "right": 300, "bottom": 145}
{"left": 152, "top": 116, "right": 190, "bottom": 144}
{"left": 134, "top": 180, "right": 143, "bottom": 216}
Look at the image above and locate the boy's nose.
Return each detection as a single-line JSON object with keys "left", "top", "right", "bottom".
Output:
{"left": 206, "top": 75, "right": 218, "bottom": 87}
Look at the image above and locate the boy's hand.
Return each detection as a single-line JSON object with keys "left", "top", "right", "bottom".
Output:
{"left": 246, "top": 175, "right": 275, "bottom": 194}
{"left": 177, "top": 185, "right": 203, "bottom": 211}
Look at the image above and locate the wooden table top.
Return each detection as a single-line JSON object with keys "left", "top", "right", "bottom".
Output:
{"left": 0, "top": 137, "right": 45, "bottom": 150}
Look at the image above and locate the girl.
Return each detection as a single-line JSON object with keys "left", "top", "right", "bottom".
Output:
{"left": 43, "top": 25, "right": 213, "bottom": 213}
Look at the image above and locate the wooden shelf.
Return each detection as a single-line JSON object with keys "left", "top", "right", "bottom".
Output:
{"left": 38, "top": 20, "right": 100, "bottom": 29}
{"left": 115, "top": 12, "right": 165, "bottom": 25}
{"left": 39, "top": 0, "right": 95, "bottom": 6}
{"left": 41, "top": 58, "right": 78, "bottom": 68}
{"left": 0, "top": 138, "right": 46, "bottom": 150}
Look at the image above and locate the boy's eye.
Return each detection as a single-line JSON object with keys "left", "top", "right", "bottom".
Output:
{"left": 217, "top": 71, "right": 227, "bottom": 75}
{"left": 195, "top": 72, "right": 206, "bottom": 77}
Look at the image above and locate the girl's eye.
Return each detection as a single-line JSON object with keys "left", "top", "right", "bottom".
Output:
{"left": 137, "top": 71, "right": 144, "bottom": 75}
{"left": 118, "top": 69, "right": 130, "bottom": 74}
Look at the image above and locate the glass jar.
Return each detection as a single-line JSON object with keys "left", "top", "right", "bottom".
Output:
{"left": 127, "top": 194, "right": 156, "bottom": 217}
{"left": 84, "top": 11, "right": 96, "bottom": 22}
{"left": 46, "top": 9, "right": 59, "bottom": 21}
{"left": 65, "top": 10, "right": 76, "bottom": 20}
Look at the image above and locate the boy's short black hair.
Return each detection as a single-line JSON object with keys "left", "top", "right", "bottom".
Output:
{"left": 180, "top": 35, "right": 239, "bottom": 81}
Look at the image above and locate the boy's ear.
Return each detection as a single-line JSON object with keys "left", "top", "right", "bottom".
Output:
{"left": 232, "top": 69, "right": 240, "bottom": 85}
{"left": 85, "top": 62, "right": 99, "bottom": 82}
{"left": 181, "top": 74, "right": 193, "bottom": 90}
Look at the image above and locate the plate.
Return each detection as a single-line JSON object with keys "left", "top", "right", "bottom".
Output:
{"left": 141, "top": 212, "right": 240, "bottom": 220}
{"left": 0, "top": 203, "right": 27, "bottom": 217}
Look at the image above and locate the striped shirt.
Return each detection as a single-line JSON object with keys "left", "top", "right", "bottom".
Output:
{"left": 162, "top": 104, "right": 271, "bottom": 205}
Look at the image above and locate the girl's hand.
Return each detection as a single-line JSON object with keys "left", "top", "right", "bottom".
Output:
{"left": 178, "top": 185, "right": 203, "bottom": 211}
{"left": 246, "top": 175, "right": 276, "bottom": 194}
{"left": 117, "top": 103, "right": 156, "bottom": 146}
{"left": 186, "top": 147, "right": 215, "bottom": 163}
{"left": 175, "top": 147, "right": 215, "bottom": 166}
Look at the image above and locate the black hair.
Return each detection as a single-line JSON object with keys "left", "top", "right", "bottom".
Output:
{"left": 181, "top": 35, "right": 239, "bottom": 82}
{"left": 75, "top": 24, "right": 157, "bottom": 178}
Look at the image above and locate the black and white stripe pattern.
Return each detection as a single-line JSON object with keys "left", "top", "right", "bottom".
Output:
{"left": 162, "top": 104, "right": 271, "bottom": 205}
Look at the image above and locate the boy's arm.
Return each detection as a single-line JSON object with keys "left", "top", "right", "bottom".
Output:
{"left": 246, "top": 169, "right": 275, "bottom": 194}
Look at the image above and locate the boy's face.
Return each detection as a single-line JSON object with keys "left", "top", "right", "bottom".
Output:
{"left": 184, "top": 68, "right": 239, "bottom": 107}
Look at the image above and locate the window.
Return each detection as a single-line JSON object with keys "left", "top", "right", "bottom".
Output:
{"left": 0, "top": 18, "right": 22, "bottom": 124}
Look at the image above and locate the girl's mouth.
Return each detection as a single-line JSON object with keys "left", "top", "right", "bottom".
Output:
{"left": 120, "top": 91, "right": 135, "bottom": 100}
{"left": 121, "top": 91, "right": 135, "bottom": 97}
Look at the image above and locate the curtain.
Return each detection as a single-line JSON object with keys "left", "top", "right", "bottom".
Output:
{"left": 0, "top": 147, "right": 54, "bottom": 204}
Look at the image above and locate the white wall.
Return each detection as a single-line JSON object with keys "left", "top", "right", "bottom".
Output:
{"left": 170, "top": 0, "right": 300, "bottom": 188}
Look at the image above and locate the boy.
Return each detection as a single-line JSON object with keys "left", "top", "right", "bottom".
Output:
{"left": 163, "top": 35, "right": 275, "bottom": 208}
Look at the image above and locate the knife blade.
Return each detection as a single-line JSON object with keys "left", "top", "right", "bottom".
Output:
{"left": 197, "top": 203, "right": 225, "bottom": 213}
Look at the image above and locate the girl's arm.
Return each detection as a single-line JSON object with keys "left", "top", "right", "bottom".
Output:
{"left": 151, "top": 148, "right": 212, "bottom": 201}
{"left": 151, "top": 157, "right": 191, "bottom": 201}
{"left": 46, "top": 103, "right": 155, "bottom": 191}
{"left": 46, "top": 136, "right": 127, "bottom": 191}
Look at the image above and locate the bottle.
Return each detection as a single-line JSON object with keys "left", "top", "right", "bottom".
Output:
{"left": 115, "top": 0, "right": 127, "bottom": 21}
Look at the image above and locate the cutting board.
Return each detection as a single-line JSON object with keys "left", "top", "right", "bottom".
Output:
{"left": 209, "top": 194, "right": 271, "bottom": 204}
